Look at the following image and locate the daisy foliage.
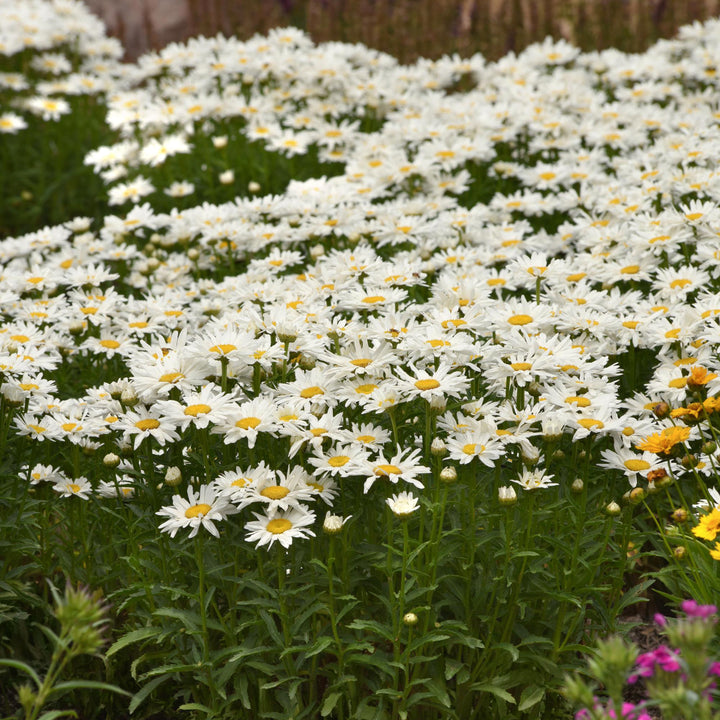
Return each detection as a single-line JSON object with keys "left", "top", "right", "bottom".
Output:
{"left": 5, "top": 5, "right": 720, "bottom": 719}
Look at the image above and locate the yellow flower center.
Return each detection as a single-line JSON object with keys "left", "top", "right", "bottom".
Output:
{"left": 350, "top": 358, "right": 371, "bottom": 367}
{"left": 511, "top": 362, "right": 532, "bottom": 371}
{"left": 356, "top": 383, "right": 378, "bottom": 394}
{"left": 10, "top": 334, "right": 29, "bottom": 343}
{"left": 159, "top": 372, "right": 184, "bottom": 383}
{"left": 415, "top": 379, "right": 440, "bottom": 391}
{"left": 362, "top": 295, "right": 385, "bottom": 304}
{"left": 624, "top": 459, "right": 651, "bottom": 472}
{"left": 209, "top": 344, "right": 237, "bottom": 355}
{"left": 135, "top": 418, "right": 160, "bottom": 430}
{"left": 68, "top": 483, "right": 81, "bottom": 493}
{"left": 185, "top": 503, "right": 212, "bottom": 518}
{"left": 128, "top": 321, "right": 148, "bottom": 328}
{"left": 261, "top": 486, "right": 290, "bottom": 500}
{"left": 236, "top": 417, "right": 261, "bottom": 429}
{"left": 300, "top": 386, "right": 324, "bottom": 398}
{"left": 62, "top": 422, "right": 78, "bottom": 432}
{"left": 328, "top": 456, "right": 350, "bottom": 467}
{"left": 267, "top": 518, "right": 293, "bottom": 534}
{"left": 356, "top": 434, "right": 375, "bottom": 443}
{"left": 374, "top": 464, "right": 401, "bottom": 476}
{"left": 565, "top": 396, "right": 591, "bottom": 407}
{"left": 100, "top": 339, "right": 120, "bottom": 349}
{"left": 578, "top": 418, "right": 604, "bottom": 430}
{"left": 508, "top": 314, "right": 533, "bottom": 325}
{"left": 184, "top": 404, "right": 211, "bottom": 417}
{"left": 19, "top": 383, "right": 39, "bottom": 391}
{"left": 28, "top": 424, "right": 46, "bottom": 433}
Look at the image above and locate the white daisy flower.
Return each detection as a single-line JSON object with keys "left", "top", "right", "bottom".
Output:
{"left": 156, "top": 484, "right": 238, "bottom": 539}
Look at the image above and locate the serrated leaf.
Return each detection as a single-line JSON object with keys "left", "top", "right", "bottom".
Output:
{"left": 518, "top": 685, "right": 545, "bottom": 712}
{"left": 107, "top": 627, "right": 162, "bottom": 658}
{"left": 444, "top": 658, "right": 464, "bottom": 681}
{"left": 130, "top": 675, "right": 170, "bottom": 714}
{"left": 321, "top": 691, "right": 342, "bottom": 717}
{"left": 471, "top": 683, "right": 516, "bottom": 704}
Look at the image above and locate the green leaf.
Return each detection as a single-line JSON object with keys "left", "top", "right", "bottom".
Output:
{"left": 444, "top": 658, "right": 464, "bottom": 681}
{"left": 347, "top": 618, "right": 394, "bottom": 641}
{"left": 179, "top": 702, "right": 212, "bottom": 713}
{"left": 0, "top": 658, "right": 41, "bottom": 687}
{"left": 471, "top": 683, "right": 516, "bottom": 704}
{"left": 491, "top": 642, "right": 519, "bottom": 662}
{"left": 50, "top": 680, "right": 131, "bottom": 697}
{"left": 518, "top": 685, "right": 545, "bottom": 712}
{"left": 321, "top": 691, "right": 342, "bottom": 717}
{"left": 130, "top": 675, "right": 170, "bottom": 714}
{"left": 37, "top": 711, "right": 78, "bottom": 720}
{"left": 107, "top": 627, "right": 162, "bottom": 658}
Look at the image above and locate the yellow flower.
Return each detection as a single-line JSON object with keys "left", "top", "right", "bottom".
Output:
{"left": 692, "top": 508, "right": 720, "bottom": 541}
{"left": 710, "top": 542, "right": 720, "bottom": 561}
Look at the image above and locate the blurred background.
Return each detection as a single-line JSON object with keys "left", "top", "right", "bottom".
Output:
{"left": 84, "top": 0, "right": 720, "bottom": 62}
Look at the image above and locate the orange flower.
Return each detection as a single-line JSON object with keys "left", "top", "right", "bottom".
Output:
{"left": 703, "top": 396, "right": 720, "bottom": 414}
{"left": 687, "top": 365, "right": 718, "bottom": 389}
{"left": 635, "top": 426, "right": 690, "bottom": 455}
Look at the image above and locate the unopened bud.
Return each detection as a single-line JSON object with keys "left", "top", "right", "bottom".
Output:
{"left": 188, "top": 248, "right": 200, "bottom": 261}
{"left": 702, "top": 441, "right": 717, "bottom": 455}
{"left": 606, "top": 501, "right": 622, "bottom": 516}
{"left": 429, "top": 394, "right": 447, "bottom": 412}
{"left": 403, "top": 612, "right": 419, "bottom": 626}
{"left": 672, "top": 508, "right": 688, "bottom": 523}
{"left": 521, "top": 445, "right": 540, "bottom": 467}
{"left": 68, "top": 321, "right": 85, "bottom": 336}
{"left": 571, "top": 478, "right": 584, "bottom": 494}
{"left": 674, "top": 546, "right": 686, "bottom": 561}
{"left": 652, "top": 402, "right": 670, "bottom": 419}
{"left": 323, "top": 513, "right": 349, "bottom": 535}
{"left": 553, "top": 449, "right": 565, "bottom": 461}
{"left": 103, "top": 452, "right": 120, "bottom": 468}
{"left": 165, "top": 466, "right": 182, "bottom": 487}
{"left": 310, "top": 243, "right": 325, "bottom": 260}
{"left": 120, "top": 387, "right": 138, "bottom": 406}
{"left": 431, "top": 437, "right": 446, "bottom": 456}
{"left": 248, "top": 181, "right": 261, "bottom": 193}
{"left": 439, "top": 466, "right": 457, "bottom": 484}
{"left": 212, "top": 135, "right": 228, "bottom": 149}
{"left": 681, "top": 454, "right": 698, "bottom": 469}
{"left": 498, "top": 485, "right": 517, "bottom": 505}
{"left": 629, "top": 487, "right": 646, "bottom": 504}
{"left": 526, "top": 381, "right": 542, "bottom": 398}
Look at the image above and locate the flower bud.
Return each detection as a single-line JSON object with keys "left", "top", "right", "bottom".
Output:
{"left": 431, "top": 437, "right": 446, "bottom": 457}
{"left": 188, "top": 248, "right": 200, "bottom": 261}
{"left": 120, "top": 387, "right": 138, "bottom": 407}
{"left": 165, "top": 466, "right": 182, "bottom": 487}
{"left": 673, "top": 546, "right": 686, "bottom": 561}
{"left": 219, "top": 169, "right": 235, "bottom": 185}
{"left": 439, "top": 466, "right": 457, "bottom": 484}
{"left": 571, "top": 478, "right": 584, "bottom": 494}
{"left": 672, "top": 508, "right": 688, "bottom": 523}
{"left": 606, "top": 501, "right": 622, "bottom": 516}
{"left": 212, "top": 135, "right": 228, "bottom": 148}
{"left": 521, "top": 445, "right": 540, "bottom": 468}
{"left": 403, "top": 612, "right": 419, "bottom": 626}
{"left": 323, "top": 513, "right": 350, "bottom": 535}
{"left": 652, "top": 402, "right": 670, "bottom": 419}
{"left": 248, "top": 181, "right": 261, "bottom": 193}
{"left": 498, "top": 485, "right": 518, "bottom": 505}
{"left": 702, "top": 441, "right": 717, "bottom": 455}
{"left": 681, "top": 454, "right": 698, "bottom": 469}
{"left": 629, "top": 487, "right": 645, "bottom": 505}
